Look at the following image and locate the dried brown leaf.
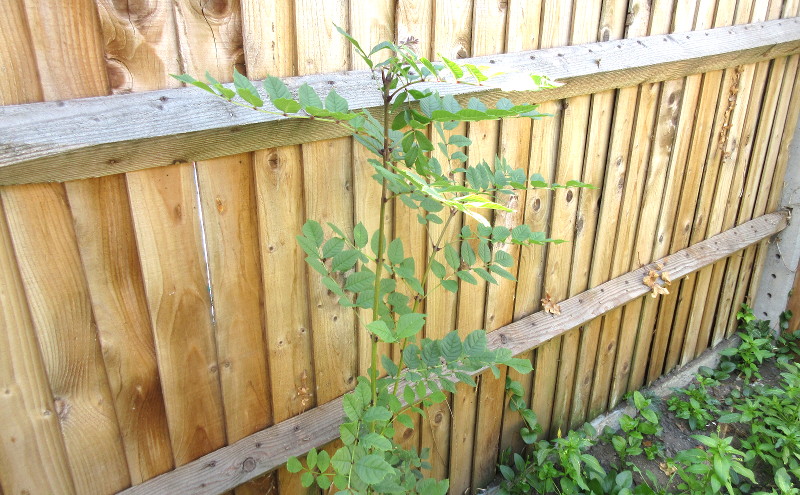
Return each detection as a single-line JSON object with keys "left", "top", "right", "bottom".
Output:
{"left": 662, "top": 271, "right": 672, "bottom": 285}
{"left": 542, "top": 292, "right": 561, "bottom": 315}
{"left": 650, "top": 284, "right": 669, "bottom": 298}
{"left": 643, "top": 269, "right": 659, "bottom": 288}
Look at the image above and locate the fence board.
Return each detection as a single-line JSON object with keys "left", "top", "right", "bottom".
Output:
{"left": 126, "top": 163, "right": 227, "bottom": 465}
{"left": 545, "top": 0, "right": 602, "bottom": 437}
{"left": 2, "top": 2, "right": 132, "bottom": 493}
{"left": 392, "top": 0, "right": 430, "bottom": 459}
{"left": 497, "top": 0, "right": 542, "bottom": 453}
{"left": 465, "top": 0, "right": 510, "bottom": 489}
{"left": 4, "top": 18, "right": 800, "bottom": 185}
{"left": 567, "top": 0, "right": 628, "bottom": 428}
{"left": 647, "top": 0, "right": 732, "bottom": 382}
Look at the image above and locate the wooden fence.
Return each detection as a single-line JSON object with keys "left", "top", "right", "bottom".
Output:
{"left": 1, "top": 1, "right": 799, "bottom": 494}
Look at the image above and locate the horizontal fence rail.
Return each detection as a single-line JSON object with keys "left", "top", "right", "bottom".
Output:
{"left": 0, "top": 17, "right": 798, "bottom": 185}
{"left": 118, "top": 211, "right": 788, "bottom": 495}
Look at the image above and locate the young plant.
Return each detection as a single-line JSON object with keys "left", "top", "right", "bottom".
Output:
{"left": 176, "top": 29, "right": 590, "bottom": 494}
{"left": 667, "top": 382, "right": 720, "bottom": 431}
{"left": 608, "top": 391, "right": 663, "bottom": 465}
{"left": 721, "top": 304, "right": 776, "bottom": 384}
{"left": 672, "top": 433, "right": 756, "bottom": 495}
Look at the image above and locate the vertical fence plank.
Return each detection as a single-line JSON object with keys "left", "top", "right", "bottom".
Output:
{"left": 127, "top": 162, "right": 228, "bottom": 465}
{"left": 715, "top": 0, "right": 785, "bottom": 342}
{"left": 697, "top": 0, "right": 773, "bottom": 351}
{"left": 171, "top": 4, "right": 276, "bottom": 493}
{"left": 2, "top": 1, "right": 132, "bottom": 493}
{"left": 466, "top": 3, "right": 512, "bottom": 489}
{"left": 240, "top": 1, "right": 312, "bottom": 493}
{"left": 604, "top": 0, "right": 677, "bottom": 410}
{"left": 646, "top": 0, "right": 734, "bottom": 382}
{"left": 0, "top": 3, "right": 76, "bottom": 493}
{"left": 525, "top": 0, "right": 574, "bottom": 438}
{"left": 625, "top": 0, "right": 705, "bottom": 394}
{"left": 584, "top": 0, "right": 653, "bottom": 421}
{"left": 568, "top": 0, "right": 628, "bottom": 428}
{"left": 726, "top": 2, "right": 794, "bottom": 335}
{"left": 349, "top": 0, "right": 395, "bottom": 380}
{"left": 417, "top": 0, "right": 474, "bottom": 481}
{"left": 394, "top": 0, "right": 432, "bottom": 457}
{"left": 498, "top": 0, "right": 542, "bottom": 453}
{"left": 681, "top": 0, "right": 758, "bottom": 362}
{"left": 545, "top": 0, "right": 602, "bottom": 437}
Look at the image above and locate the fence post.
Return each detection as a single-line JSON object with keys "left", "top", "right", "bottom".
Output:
{"left": 753, "top": 117, "right": 800, "bottom": 330}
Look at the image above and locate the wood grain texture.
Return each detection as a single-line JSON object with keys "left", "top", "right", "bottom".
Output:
{"left": 713, "top": 0, "right": 784, "bottom": 342}
{"left": 497, "top": 0, "right": 542, "bottom": 453}
{"left": 0, "top": 3, "right": 76, "bottom": 493}
{"left": 4, "top": 18, "right": 800, "bottom": 185}
{"left": 72, "top": 0, "right": 179, "bottom": 485}
{"left": 294, "top": 0, "right": 357, "bottom": 408}
{"left": 118, "top": 211, "right": 789, "bottom": 495}
{"left": 93, "top": 0, "right": 181, "bottom": 94}
{"left": 420, "top": 0, "right": 473, "bottom": 481}
{"left": 349, "top": 0, "right": 395, "bottom": 380}
{"left": 126, "top": 163, "right": 227, "bottom": 465}
{"left": 66, "top": 175, "right": 175, "bottom": 484}
{"left": 585, "top": 0, "right": 652, "bottom": 422}
{"left": 567, "top": 0, "right": 629, "bottom": 428}
{"left": 544, "top": 0, "right": 601, "bottom": 438}
{"left": 464, "top": 0, "right": 508, "bottom": 489}
{"left": 1, "top": 183, "right": 131, "bottom": 494}
{"left": 0, "top": 195, "right": 76, "bottom": 494}
{"left": 681, "top": 0, "right": 759, "bottom": 363}
{"left": 392, "top": 0, "right": 431, "bottom": 457}
{"left": 172, "top": 4, "right": 273, "bottom": 492}
{"left": 646, "top": 0, "right": 732, "bottom": 383}
{"left": 240, "top": 0, "right": 309, "bottom": 492}
{"left": 603, "top": 0, "right": 675, "bottom": 411}
{"left": 2, "top": 1, "right": 133, "bottom": 493}
{"left": 624, "top": 0, "right": 707, "bottom": 396}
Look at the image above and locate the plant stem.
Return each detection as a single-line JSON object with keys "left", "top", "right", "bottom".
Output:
{"left": 369, "top": 69, "right": 392, "bottom": 407}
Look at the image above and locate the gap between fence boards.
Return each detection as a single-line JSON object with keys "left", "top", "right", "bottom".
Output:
{"left": 115, "top": 210, "right": 789, "bottom": 495}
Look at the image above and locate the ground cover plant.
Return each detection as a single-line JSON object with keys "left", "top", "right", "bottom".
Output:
{"left": 176, "top": 30, "right": 590, "bottom": 494}
{"left": 497, "top": 306, "right": 800, "bottom": 495}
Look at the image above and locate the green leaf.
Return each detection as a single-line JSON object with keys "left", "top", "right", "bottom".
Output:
{"left": 232, "top": 68, "right": 264, "bottom": 106}
{"left": 388, "top": 239, "right": 404, "bottom": 265}
{"left": 302, "top": 220, "right": 324, "bottom": 246}
{"left": 306, "top": 257, "right": 328, "bottom": 276}
{"left": 354, "top": 223, "right": 368, "bottom": 248}
{"left": 444, "top": 244, "right": 460, "bottom": 270}
{"left": 430, "top": 259, "right": 446, "bottom": 279}
{"left": 367, "top": 320, "right": 396, "bottom": 343}
{"left": 354, "top": 454, "right": 393, "bottom": 485}
{"left": 397, "top": 413, "right": 414, "bottom": 428}
{"left": 172, "top": 74, "right": 216, "bottom": 95}
{"left": 371, "top": 230, "right": 385, "bottom": 257}
{"left": 441, "top": 279, "right": 459, "bottom": 293}
{"left": 461, "top": 242, "right": 476, "bottom": 266}
{"left": 464, "top": 330, "right": 488, "bottom": 356}
{"left": 464, "top": 64, "right": 488, "bottom": 82}
{"left": 474, "top": 267, "right": 497, "bottom": 284}
{"left": 448, "top": 134, "right": 472, "bottom": 147}
{"left": 381, "top": 354, "right": 399, "bottom": 376}
{"left": 456, "top": 270, "right": 477, "bottom": 285}
{"left": 317, "top": 476, "right": 331, "bottom": 490}
{"left": 489, "top": 264, "right": 516, "bottom": 281}
{"left": 273, "top": 97, "right": 301, "bottom": 113}
{"left": 395, "top": 313, "right": 426, "bottom": 340}
{"left": 440, "top": 55, "right": 464, "bottom": 78}
{"left": 287, "top": 456, "right": 303, "bottom": 473}
{"left": 321, "top": 276, "right": 345, "bottom": 296}
{"left": 441, "top": 331, "right": 463, "bottom": 361}
{"left": 325, "top": 89, "right": 349, "bottom": 113}
{"left": 362, "top": 432, "right": 393, "bottom": 451}
{"left": 363, "top": 406, "right": 393, "bottom": 422}
{"left": 322, "top": 237, "right": 345, "bottom": 258}
{"left": 342, "top": 393, "right": 363, "bottom": 421}
{"left": 331, "top": 250, "right": 359, "bottom": 272}
{"left": 296, "top": 235, "right": 319, "bottom": 257}
{"left": 345, "top": 271, "right": 375, "bottom": 293}
{"left": 504, "top": 357, "right": 533, "bottom": 374}
{"left": 298, "top": 83, "right": 323, "bottom": 108}
{"left": 263, "top": 76, "right": 292, "bottom": 100}
{"left": 317, "top": 450, "right": 330, "bottom": 472}
{"left": 300, "top": 471, "right": 315, "bottom": 487}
